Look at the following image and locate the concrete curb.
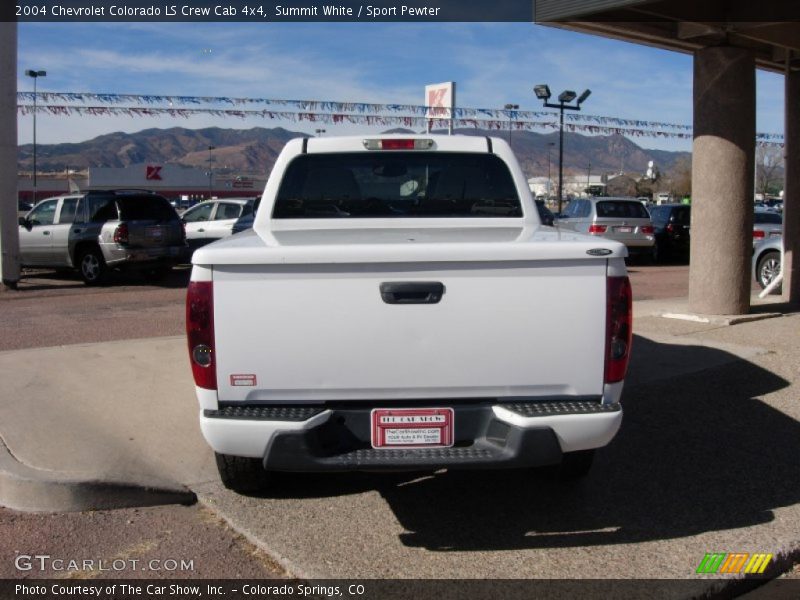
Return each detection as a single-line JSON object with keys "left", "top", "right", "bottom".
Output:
{"left": 194, "top": 485, "right": 307, "bottom": 580}
{"left": 661, "top": 311, "right": 784, "bottom": 326}
{"left": 0, "top": 435, "right": 195, "bottom": 513}
{"left": 633, "top": 295, "right": 795, "bottom": 323}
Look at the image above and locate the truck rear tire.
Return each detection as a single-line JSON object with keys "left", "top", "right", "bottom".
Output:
{"left": 214, "top": 453, "right": 270, "bottom": 493}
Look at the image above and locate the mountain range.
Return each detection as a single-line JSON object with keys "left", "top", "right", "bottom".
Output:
{"left": 18, "top": 126, "right": 689, "bottom": 179}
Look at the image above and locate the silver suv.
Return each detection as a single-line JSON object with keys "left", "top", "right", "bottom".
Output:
{"left": 19, "top": 190, "right": 188, "bottom": 284}
{"left": 557, "top": 197, "right": 655, "bottom": 259}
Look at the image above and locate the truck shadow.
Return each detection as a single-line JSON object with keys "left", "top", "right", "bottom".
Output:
{"left": 368, "top": 335, "right": 795, "bottom": 550}
{"left": 15, "top": 267, "right": 191, "bottom": 291}
{"left": 252, "top": 335, "right": 796, "bottom": 551}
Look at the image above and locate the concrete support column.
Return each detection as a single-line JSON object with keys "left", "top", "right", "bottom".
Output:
{"left": 0, "top": 23, "right": 20, "bottom": 289}
{"left": 783, "top": 66, "right": 800, "bottom": 305}
{"left": 688, "top": 46, "right": 755, "bottom": 315}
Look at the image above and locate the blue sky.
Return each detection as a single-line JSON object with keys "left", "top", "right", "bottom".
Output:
{"left": 17, "top": 22, "right": 786, "bottom": 152}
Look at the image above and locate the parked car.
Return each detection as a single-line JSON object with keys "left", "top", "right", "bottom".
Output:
{"left": 752, "top": 211, "right": 782, "bottom": 248}
{"left": 18, "top": 200, "right": 33, "bottom": 218}
{"left": 181, "top": 197, "right": 258, "bottom": 249}
{"left": 753, "top": 237, "right": 782, "bottom": 293}
{"left": 535, "top": 199, "right": 555, "bottom": 226}
{"left": 18, "top": 190, "right": 187, "bottom": 284}
{"left": 169, "top": 197, "right": 198, "bottom": 212}
{"left": 231, "top": 196, "right": 262, "bottom": 234}
{"left": 557, "top": 196, "right": 655, "bottom": 260}
{"left": 648, "top": 204, "right": 690, "bottom": 263}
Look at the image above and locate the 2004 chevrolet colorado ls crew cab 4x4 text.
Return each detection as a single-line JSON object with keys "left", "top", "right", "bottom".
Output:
{"left": 187, "top": 135, "right": 632, "bottom": 492}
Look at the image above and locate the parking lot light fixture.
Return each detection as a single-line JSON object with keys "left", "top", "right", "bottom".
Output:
{"left": 558, "top": 90, "right": 577, "bottom": 103}
{"left": 504, "top": 103, "right": 519, "bottom": 144}
{"left": 25, "top": 69, "right": 46, "bottom": 204}
{"left": 533, "top": 84, "right": 551, "bottom": 100}
{"left": 534, "top": 84, "right": 592, "bottom": 215}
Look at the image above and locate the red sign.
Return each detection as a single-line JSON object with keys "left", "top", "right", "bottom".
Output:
{"left": 145, "top": 165, "right": 162, "bottom": 180}
{"left": 428, "top": 89, "right": 447, "bottom": 111}
{"left": 230, "top": 374, "right": 257, "bottom": 387}
{"left": 371, "top": 408, "right": 454, "bottom": 449}
{"left": 425, "top": 82, "right": 454, "bottom": 119}
{"left": 232, "top": 177, "right": 254, "bottom": 189}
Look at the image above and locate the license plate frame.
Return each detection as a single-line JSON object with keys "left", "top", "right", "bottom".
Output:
{"left": 371, "top": 408, "right": 454, "bottom": 449}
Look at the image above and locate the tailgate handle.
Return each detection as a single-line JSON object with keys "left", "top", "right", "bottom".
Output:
{"left": 380, "top": 282, "right": 444, "bottom": 305}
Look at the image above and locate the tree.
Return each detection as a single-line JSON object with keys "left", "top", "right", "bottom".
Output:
{"left": 665, "top": 156, "right": 692, "bottom": 198}
{"left": 756, "top": 145, "right": 784, "bottom": 197}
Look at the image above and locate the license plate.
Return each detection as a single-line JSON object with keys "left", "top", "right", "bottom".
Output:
{"left": 615, "top": 226, "right": 633, "bottom": 233}
{"left": 146, "top": 226, "right": 163, "bottom": 239}
{"left": 770, "top": 231, "right": 782, "bottom": 238}
{"left": 371, "top": 408, "right": 454, "bottom": 449}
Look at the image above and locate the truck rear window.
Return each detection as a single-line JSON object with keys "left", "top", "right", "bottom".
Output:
{"left": 273, "top": 152, "right": 522, "bottom": 218}
{"left": 596, "top": 201, "right": 650, "bottom": 219}
{"left": 117, "top": 196, "right": 178, "bottom": 221}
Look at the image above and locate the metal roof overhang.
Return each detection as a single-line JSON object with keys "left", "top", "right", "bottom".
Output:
{"left": 534, "top": 0, "right": 800, "bottom": 73}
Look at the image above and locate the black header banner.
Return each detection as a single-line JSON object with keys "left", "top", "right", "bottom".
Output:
{"left": 1, "top": 578, "right": 792, "bottom": 600}
{"left": 6, "top": 0, "right": 534, "bottom": 22}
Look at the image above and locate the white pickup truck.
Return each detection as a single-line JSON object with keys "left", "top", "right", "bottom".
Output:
{"left": 187, "top": 135, "right": 632, "bottom": 492}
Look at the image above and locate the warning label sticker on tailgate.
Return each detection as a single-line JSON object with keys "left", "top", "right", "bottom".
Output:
{"left": 230, "top": 374, "right": 257, "bottom": 386}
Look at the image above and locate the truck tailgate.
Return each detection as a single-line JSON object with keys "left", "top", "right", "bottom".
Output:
{"left": 213, "top": 259, "right": 607, "bottom": 402}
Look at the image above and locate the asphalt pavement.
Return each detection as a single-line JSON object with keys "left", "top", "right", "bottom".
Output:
{"left": 0, "top": 293, "right": 798, "bottom": 590}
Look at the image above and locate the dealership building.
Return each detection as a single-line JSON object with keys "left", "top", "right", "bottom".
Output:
{"left": 18, "top": 163, "right": 267, "bottom": 203}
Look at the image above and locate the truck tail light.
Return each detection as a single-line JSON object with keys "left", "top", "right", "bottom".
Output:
{"left": 640, "top": 225, "right": 654, "bottom": 234}
{"left": 362, "top": 138, "right": 434, "bottom": 150}
{"left": 588, "top": 224, "right": 607, "bottom": 234}
{"left": 605, "top": 276, "right": 632, "bottom": 384}
{"left": 186, "top": 280, "right": 217, "bottom": 390}
{"left": 666, "top": 224, "right": 675, "bottom": 233}
{"left": 753, "top": 230, "right": 765, "bottom": 239}
{"left": 180, "top": 220, "right": 187, "bottom": 243}
{"left": 113, "top": 223, "right": 129, "bottom": 244}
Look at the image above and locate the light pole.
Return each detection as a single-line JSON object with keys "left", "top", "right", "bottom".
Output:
{"left": 586, "top": 163, "right": 591, "bottom": 196}
{"left": 315, "top": 128, "right": 326, "bottom": 137}
{"left": 503, "top": 103, "right": 518, "bottom": 145}
{"left": 25, "top": 69, "right": 46, "bottom": 203}
{"left": 547, "top": 142, "right": 555, "bottom": 203}
{"left": 207, "top": 145, "right": 215, "bottom": 198}
{"left": 534, "top": 85, "right": 591, "bottom": 216}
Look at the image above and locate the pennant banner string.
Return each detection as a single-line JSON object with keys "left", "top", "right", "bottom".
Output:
{"left": 12, "top": 90, "right": 705, "bottom": 130}
{"left": 16, "top": 101, "right": 784, "bottom": 145}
